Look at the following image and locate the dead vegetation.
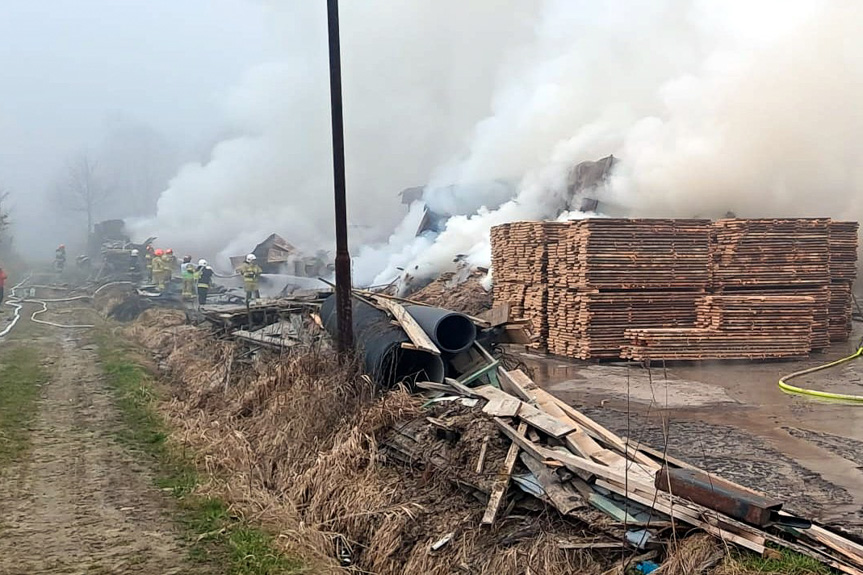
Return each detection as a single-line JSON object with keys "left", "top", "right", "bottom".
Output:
{"left": 122, "top": 309, "right": 637, "bottom": 574}
{"left": 121, "top": 309, "right": 854, "bottom": 575}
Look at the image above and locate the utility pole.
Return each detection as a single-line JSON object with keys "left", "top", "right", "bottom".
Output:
{"left": 326, "top": 0, "right": 354, "bottom": 352}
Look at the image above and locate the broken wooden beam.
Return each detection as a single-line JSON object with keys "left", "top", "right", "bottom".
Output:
{"left": 370, "top": 295, "right": 440, "bottom": 355}
{"left": 482, "top": 421, "right": 527, "bottom": 525}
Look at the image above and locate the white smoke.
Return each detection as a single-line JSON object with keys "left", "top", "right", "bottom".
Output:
{"left": 131, "top": 0, "right": 541, "bottom": 268}
{"left": 135, "top": 0, "right": 863, "bottom": 282}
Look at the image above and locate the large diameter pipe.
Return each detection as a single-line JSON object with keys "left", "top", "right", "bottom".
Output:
{"left": 321, "top": 295, "right": 444, "bottom": 388}
{"left": 403, "top": 305, "right": 477, "bottom": 354}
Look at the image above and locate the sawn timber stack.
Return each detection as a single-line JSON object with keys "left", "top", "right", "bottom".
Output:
{"left": 491, "top": 217, "right": 858, "bottom": 361}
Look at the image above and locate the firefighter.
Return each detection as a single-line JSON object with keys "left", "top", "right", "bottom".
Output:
{"left": 55, "top": 244, "right": 66, "bottom": 272}
{"left": 129, "top": 249, "right": 141, "bottom": 277}
{"left": 237, "top": 254, "right": 262, "bottom": 302}
{"left": 181, "top": 257, "right": 197, "bottom": 300}
{"left": 163, "top": 248, "right": 177, "bottom": 283}
{"left": 144, "top": 245, "right": 154, "bottom": 282}
{"left": 151, "top": 249, "right": 166, "bottom": 290}
{"left": 196, "top": 259, "right": 214, "bottom": 305}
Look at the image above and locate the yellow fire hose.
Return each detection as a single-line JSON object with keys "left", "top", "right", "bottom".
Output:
{"left": 778, "top": 342, "right": 863, "bottom": 403}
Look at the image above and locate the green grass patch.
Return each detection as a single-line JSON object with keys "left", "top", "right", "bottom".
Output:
{"left": 0, "top": 346, "right": 48, "bottom": 463}
{"left": 96, "top": 333, "right": 305, "bottom": 574}
{"left": 732, "top": 547, "right": 831, "bottom": 574}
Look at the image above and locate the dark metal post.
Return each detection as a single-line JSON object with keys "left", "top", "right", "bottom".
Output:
{"left": 327, "top": 0, "right": 354, "bottom": 352}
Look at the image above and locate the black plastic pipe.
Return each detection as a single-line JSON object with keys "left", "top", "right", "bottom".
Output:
{"left": 403, "top": 305, "right": 477, "bottom": 354}
{"left": 321, "top": 295, "right": 445, "bottom": 388}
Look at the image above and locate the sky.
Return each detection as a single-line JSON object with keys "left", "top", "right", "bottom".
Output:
{"left": 0, "top": 0, "right": 274, "bottom": 253}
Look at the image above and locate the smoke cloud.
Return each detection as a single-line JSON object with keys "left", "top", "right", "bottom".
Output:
{"left": 131, "top": 1, "right": 541, "bottom": 267}
{"left": 136, "top": 0, "right": 863, "bottom": 284}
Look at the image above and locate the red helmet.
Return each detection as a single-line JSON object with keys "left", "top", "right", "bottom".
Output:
{"left": 154, "top": 249, "right": 164, "bottom": 256}
{"left": 58, "top": 244, "right": 65, "bottom": 249}
{"left": 166, "top": 248, "right": 173, "bottom": 254}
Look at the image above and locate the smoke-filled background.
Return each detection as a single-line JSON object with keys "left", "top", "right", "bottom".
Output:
{"left": 3, "top": 0, "right": 862, "bottom": 283}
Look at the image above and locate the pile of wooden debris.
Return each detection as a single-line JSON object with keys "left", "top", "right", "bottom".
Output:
{"left": 398, "top": 365, "right": 863, "bottom": 574}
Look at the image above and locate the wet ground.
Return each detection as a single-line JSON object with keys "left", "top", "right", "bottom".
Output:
{"left": 522, "top": 325, "right": 863, "bottom": 533}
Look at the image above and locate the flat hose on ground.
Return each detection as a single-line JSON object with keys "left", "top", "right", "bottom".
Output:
{"left": 778, "top": 343, "right": 863, "bottom": 403}
{"left": 0, "top": 276, "right": 32, "bottom": 338}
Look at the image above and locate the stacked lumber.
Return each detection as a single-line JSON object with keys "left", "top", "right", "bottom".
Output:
{"left": 549, "top": 291, "right": 701, "bottom": 359}
{"left": 622, "top": 295, "right": 815, "bottom": 361}
{"left": 490, "top": 222, "right": 547, "bottom": 284}
{"left": 494, "top": 217, "right": 858, "bottom": 360}
{"left": 545, "top": 222, "right": 574, "bottom": 288}
{"left": 829, "top": 282, "right": 854, "bottom": 343}
{"left": 568, "top": 219, "right": 712, "bottom": 290}
{"left": 829, "top": 221, "right": 859, "bottom": 283}
{"left": 397, "top": 367, "right": 863, "bottom": 574}
{"left": 523, "top": 284, "right": 548, "bottom": 350}
{"left": 710, "top": 218, "right": 830, "bottom": 288}
{"left": 741, "top": 287, "right": 830, "bottom": 350}
{"left": 828, "top": 221, "right": 859, "bottom": 343}
{"left": 492, "top": 281, "right": 526, "bottom": 322}
{"left": 492, "top": 222, "right": 551, "bottom": 347}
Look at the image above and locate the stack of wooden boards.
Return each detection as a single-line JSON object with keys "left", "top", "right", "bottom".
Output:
{"left": 491, "top": 218, "right": 859, "bottom": 361}
{"left": 395, "top": 368, "right": 863, "bottom": 574}
{"left": 830, "top": 221, "right": 860, "bottom": 342}
{"left": 491, "top": 222, "right": 551, "bottom": 350}
{"left": 623, "top": 295, "right": 816, "bottom": 361}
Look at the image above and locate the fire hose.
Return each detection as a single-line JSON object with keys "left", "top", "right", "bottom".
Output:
{"left": 26, "top": 295, "right": 95, "bottom": 329}
{"left": 0, "top": 276, "right": 32, "bottom": 338}
{"left": 1, "top": 278, "right": 96, "bottom": 334}
{"left": 778, "top": 340, "right": 863, "bottom": 403}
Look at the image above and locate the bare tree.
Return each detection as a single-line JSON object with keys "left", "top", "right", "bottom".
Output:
{"left": 54, "top": 153, "right": 112, "bottom": 234}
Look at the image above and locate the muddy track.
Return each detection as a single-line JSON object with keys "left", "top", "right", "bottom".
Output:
{"left": 0, "top": 328, "right": 205, "bottom": 575}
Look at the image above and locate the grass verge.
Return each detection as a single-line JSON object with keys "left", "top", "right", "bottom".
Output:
{"left": 96, "top": 333, "right": 305, "bottom": 575}
{"left": 0, "top": 346, "right": 48, "bottom": 464}
{"left": 729, "top": 547, "right": 832, "bottom": 574}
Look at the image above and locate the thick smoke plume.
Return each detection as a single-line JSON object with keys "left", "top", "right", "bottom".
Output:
{"left": 135, "top": 0, "right": 863, "bottom": 284}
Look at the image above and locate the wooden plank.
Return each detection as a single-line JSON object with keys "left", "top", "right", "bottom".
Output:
{"left": 551, "top": 396, "right": 657, "bottom": 469}
{"left": 475, "top": 435, "right": 490, "bottom": 474}
{"left": 623, "top": 437, "right": 697, "bottom": 471}
{"left": 500, "top": 368, "right": 657, "bottom": 476}
{"left": 493, "top": 418, "right": 634, "bottom": 486}
{"left": 478, "top": 303, "right": 511, "bottom": 327}
{"left": 595, "top": 478, "right": 766, "bottom": 554}
{"left": 482, "top": 396, "right": 520, "bottom": 417}
{"left": 445, "top": 377, "right": 479, "bottom": 398}
{"left": 520, "top": 453, "right": 583, "bottom": 515}
{"left": 482, "top": 422, "right": 527, "bottom": 525}
{"left": 500, "top": 324, "right": 534, "bottom": 344}
{"left": 497, "top": 368, "right": 536, "bottom": 402}
{"left": 803, "top": 525, "right": 863, "bottom": 568}
{"left": 371, "top": 295, "right": 440, "bottom": 355}
{"left": 359, "top": 289, "right": 492, "bottom": 328}
{"left": 415, "top": 381, "right": 456, "bottom": 393}
{"left": 474, "top": 386, "right": 575, "bottom": 438}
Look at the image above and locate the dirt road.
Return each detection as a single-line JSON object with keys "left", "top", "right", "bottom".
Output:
{"left": 0, "top": 323, "right": 203, "bottom": 575}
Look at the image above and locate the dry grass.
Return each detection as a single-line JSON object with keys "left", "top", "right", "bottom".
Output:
{"left": 124, "top": 309, "right": 786, "bottom": 575}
